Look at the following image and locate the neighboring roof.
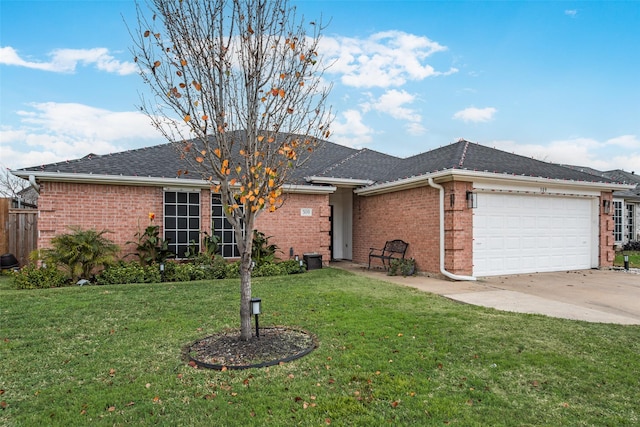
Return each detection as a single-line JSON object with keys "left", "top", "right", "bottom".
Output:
{"left": 14, "top": 136, "right": 626, "bottom": 191}
{"left": 563, "top": 165, "right": 640, "bottom": 201}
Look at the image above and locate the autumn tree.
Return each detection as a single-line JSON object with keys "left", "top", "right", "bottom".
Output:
{"left": 131, "top": 0, "right": 332, "bottom": 340}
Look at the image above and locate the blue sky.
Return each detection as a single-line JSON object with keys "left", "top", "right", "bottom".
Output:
{"left": 1, "top": 0, "right": 639, "bottom": 173}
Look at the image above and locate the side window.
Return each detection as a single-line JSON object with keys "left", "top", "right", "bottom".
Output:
{"left": 613, "top": 200, "right": 623, "bottom": 243}
{"left": 211, "top": 193, "right": 244, "bottom": 258}
{"left": 164, "top": 191, "right": 200, "bottom": 258}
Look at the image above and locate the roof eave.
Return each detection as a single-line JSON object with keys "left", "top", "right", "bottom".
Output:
{"left": 11, "top": 170, "right": 336, "bottom": 194}
{"left": 305, "top": 176, "right": 374, "bottom": 187}
{"left": 354, "top": 169, "right": 635, "bottom": 196}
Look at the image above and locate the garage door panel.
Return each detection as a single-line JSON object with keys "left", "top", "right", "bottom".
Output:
{"left": 473, "top": 193, "right": 594, "bottom": 276}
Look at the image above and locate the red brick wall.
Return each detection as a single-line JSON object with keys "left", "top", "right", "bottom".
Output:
{"left": 352, "top": 182, "right": 475, "bottom": 276}
{"left": 352, "top": 186, "right": 441, "bottom": 273}
{"left": 37, "top": 182, "right": 164, "bottom": 256}
{"left": 600, "top": 191, "right": 615, "bottom": 267}
{"left": 36, "top": 182, "right": 330, "bottom": 264}
{"left": 255, "top": 193, "right": 331, "bottom": 264}
{"left": 442, "top": 181, "right": 474, "bottom": 275}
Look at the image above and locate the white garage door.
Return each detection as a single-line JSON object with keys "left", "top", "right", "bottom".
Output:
{"left": 473, "top": 193, "right": 595, "bottom": 276}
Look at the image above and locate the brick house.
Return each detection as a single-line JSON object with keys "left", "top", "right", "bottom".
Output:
{"left": 12, "top": 139, "right": 633, "bottom": 278}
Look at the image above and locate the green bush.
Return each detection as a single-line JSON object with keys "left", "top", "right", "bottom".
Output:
{"left": 225, "top": 261, "right": 241, "bottom": 279}
{"left": 278, "top": 259, "right": 305, "bottom": 274}
{"left": 128, "top": 215, "right": 173, "bottom": 266}
{"left": 388, "top": 258, "right": 416, "bottom": 276}
{"left": 252, "top": 262, "right": 284, "bottom": 277}
{"left": 41, "top": 227, "right": 120, "bottom": 282}
{"left": 96, "top": 261, "right": 161, "bottom": 285}
{"left": 12, "top": 265, "right": 67, "bottom": 289}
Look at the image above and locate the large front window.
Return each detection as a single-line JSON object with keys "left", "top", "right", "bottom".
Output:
{"left": 211, "top": 194, "right": 244, "bottom": 258}
{"left": 164, "top": 191, "right": 200, "bottom": 258}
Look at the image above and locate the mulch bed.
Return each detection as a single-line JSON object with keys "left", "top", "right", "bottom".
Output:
{"left": 188, "top": 326, "right": 316, "bottom": 370}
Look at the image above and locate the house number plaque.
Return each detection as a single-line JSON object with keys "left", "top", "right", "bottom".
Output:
{"left": 300, "top": 208, "right": 313, "bottom": 216}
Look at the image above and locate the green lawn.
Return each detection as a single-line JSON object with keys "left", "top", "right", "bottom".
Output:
{"left": 614, "top": 251, "right": 640, "bottom": 268}
{"left": 1, "top": 269, "right": 639, "bottom": 426}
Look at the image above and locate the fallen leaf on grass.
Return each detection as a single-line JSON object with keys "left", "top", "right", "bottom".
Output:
{"left": 0, "top": 401, "right": 7, "bottom": 410}
{"left": 109, "top": 369, "right": 116, "bottom": 377}
{"left": 107, "top": 406, "right": 115, "bottom": 412}
{"left": 125, "top": 401, "right": 135, "bottom": 407}
{"left": 391, "top": 400, "right": 399, "bottom": 408}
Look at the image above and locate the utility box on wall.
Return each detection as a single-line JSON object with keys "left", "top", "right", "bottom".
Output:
{"left": 303, "top": 253, "right": 322, "bottom": 270}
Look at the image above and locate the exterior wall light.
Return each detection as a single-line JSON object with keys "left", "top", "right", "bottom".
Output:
{"left": 159, "top": 262, "right": 165, "bottom": 282}
{"left": 466, "top": 191, "right": 477, "bottom": 209}
{"left": 602, "top": 199, "right": 611, "bottom": 214}
{"left": 250, "top": 297, "right": 262, "bottom": 338}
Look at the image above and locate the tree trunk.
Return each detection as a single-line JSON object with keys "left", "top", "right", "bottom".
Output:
{"left": 239, "top": 239, "right": 253, "bottom": 340}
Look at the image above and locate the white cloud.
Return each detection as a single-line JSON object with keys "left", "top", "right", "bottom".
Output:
{"left": 363, "top": 89, "right": 426, "bottom": 135}
{"left": 605, "top": 135, "right": 640, "bottom": 149}
{"left": 330, "top": 109, "right": 375, "bottom": 148}
{"left": 0, "top": 46, "right": 137, "bottom": 75}
{"left": 320, "top": 31, "right": 457, "bottom": 88}
{"left": 489, "top": 136, "right": 640, "bottom": 172}
{"left": 453, "top": 107, "right": 497, "bottom": 123}
{"left": 1, "top": 102, "right": 163, "bottom": 169}
{"left": 565, "top": 10, "right": 578, "bottom": 17}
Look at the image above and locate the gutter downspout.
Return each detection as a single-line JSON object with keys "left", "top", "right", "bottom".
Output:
{"left": 427, "top": 177, "right": 476, "bottom": 281}
{"left": 29, "top": 175, "right": 40, "bottom": 193}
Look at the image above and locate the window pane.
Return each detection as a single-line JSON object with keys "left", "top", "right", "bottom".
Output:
{"left": 165, "top": 192, "right": 176, "bottom": 203}
{"left": 178, "top": 217, "right": 188, "bottom": 229}
{"left": 177, "top": 193, "right": 188, "bottom": 203}
{"left": 165, "top": 217, "right": 176, "bottom": 229}
{"left": 189, "top": 193, "right": 200, "bottom": 204}
{"left": 165, "top": 231, "right": 176, "bottom": 243}
{"left": 177, "top": 205, "right": 187, "bottom": 216}
{"left": 189, "top": 218, "right": 199, "bottom": 229}
{"left": 189, "top": 205, "right": 200, "bottom": 216}
{"left": 189, "top": 231, "right": 199, "bottom": 242}
{"left": 165, "top": 205, "right": 176, "bottom": 216}
{"left": 178, "top": 231, "right": 188, "bottom": 243}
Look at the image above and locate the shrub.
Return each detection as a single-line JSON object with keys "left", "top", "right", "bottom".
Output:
{"left": 225, "top": 261, "right": 241, "bottom": 279}
{"left": 252, "top": 230, "right": 280, "bottom": 265}
{"left": 12, "top": 265, "right": 67, "bottom": 289}
{"left": 252, "top": 262, "right": 284, "bottom": 277}
{"left": 622, "top": 241, "right": 640, "bottom": 251}
{"left": 129, "top": 214, "right": 173, "bottom": 266}
{"left": 41, "top": 227, "right": 120, "bottom": 282}
{"left": 96, "top": 261, "right": 161, "bottom": 285}
{"left": 278, "top": 259, "right": 306, "bottom": 275}
{"left": 388, "top": 258, "right": 416, "bottom": 277}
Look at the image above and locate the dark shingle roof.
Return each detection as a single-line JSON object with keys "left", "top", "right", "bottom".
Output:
{"left": 17, "top": 137, "right": 619, "bottom": 187}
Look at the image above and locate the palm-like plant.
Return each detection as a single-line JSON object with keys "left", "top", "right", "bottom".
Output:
{"left": 42, "top": 227, "right": 120, "bottom": 282}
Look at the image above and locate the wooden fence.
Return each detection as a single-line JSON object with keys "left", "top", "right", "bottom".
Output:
{"left": 1, "top": 199, "right": 38, "bottom": 267}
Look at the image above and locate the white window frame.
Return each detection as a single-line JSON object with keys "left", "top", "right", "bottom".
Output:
{"left": 626, "top": 203, "right": 636, "bottom": 242}
{"left": 613, "top": 200, "right": 624, "bottom": 244}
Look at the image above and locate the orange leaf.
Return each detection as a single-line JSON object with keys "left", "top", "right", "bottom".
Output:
{"left": 201, "top": 115, "right": 208, "bottom": 121}
{"left": 287, "top": 108, "right": 294, "bottom": 114}
{"left": 184, "top": 114, "right": 191, "bottom": 122}
{"left": 278, "top": 89, "right": 285, "bottom": 98}
{"left": 214, "top": 148, "right": 221, "bottom": 157}
{"left": 153, "top": 60, "right": 161, "bottom": 68}
{"left": 144, "top": 30, "right": 150, "bottom": 37}
{"left": 257, "top": 135, "right": 265, "bottom": 142}
{"left": 181, "top": 59, "right": 187, "bottom": 66}
{"left": 196, "top": 157, "right": 204, "bottom": 163}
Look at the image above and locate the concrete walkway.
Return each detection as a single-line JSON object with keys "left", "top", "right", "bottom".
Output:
{"left": 332, "top": 262, "right": 640, "bottom": 325}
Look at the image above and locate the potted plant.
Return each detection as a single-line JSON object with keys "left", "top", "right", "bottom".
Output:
{"left": 388, "top": 258, "right": 416, "bottom": 277}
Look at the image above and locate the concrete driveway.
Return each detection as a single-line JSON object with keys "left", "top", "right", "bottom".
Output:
{"left": 334, "top": 262, "right": 640, "bottom": 325}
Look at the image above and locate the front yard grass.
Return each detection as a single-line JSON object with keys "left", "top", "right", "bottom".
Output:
{"left": 1, "top": 268, "right": 639, "bottom": 426}
{"left": 614, "top": 251, "right": 640, "bottom": 268}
